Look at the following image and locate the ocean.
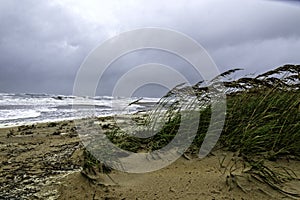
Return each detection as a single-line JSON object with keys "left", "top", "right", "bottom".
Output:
{"left": 0, "top": 93, "right": 159, "bottom": 128}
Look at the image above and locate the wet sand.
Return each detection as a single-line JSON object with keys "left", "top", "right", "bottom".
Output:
{"left": 0, "top": 117, "right": 299, "bottom": 200}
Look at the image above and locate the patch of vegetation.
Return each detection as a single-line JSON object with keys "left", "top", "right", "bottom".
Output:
{"left": 103, "top": 113, "right": 182, "bottom": 152}
{"left": 183, "top": 64, "right": 299, "bottom": 197}
{"left": 82, "top": 64, "right": 300, "bottom": 197}
{"left": 221, "top": 88, "right": 300, "bottom": 160}
{"left": 82, "top": 149, "right": 112, "bottom": 173}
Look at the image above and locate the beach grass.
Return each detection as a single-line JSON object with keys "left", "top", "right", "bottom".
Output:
{"left": 83, "top": 64, "right": 300, "bottom": 197}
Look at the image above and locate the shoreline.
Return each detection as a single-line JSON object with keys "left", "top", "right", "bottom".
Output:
{"left": 0, "top": 116, "right": 299, "bottom": 199}
{"left": 0, "top": 109, "right": 150, "bottom": 129}
{"left": 0, "top": 114, "right": 125, "bottom": 129}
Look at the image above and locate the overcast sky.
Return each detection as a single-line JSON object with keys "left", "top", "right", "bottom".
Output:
{"left": 0, "top": 0, "right": 300, "bottom": 96}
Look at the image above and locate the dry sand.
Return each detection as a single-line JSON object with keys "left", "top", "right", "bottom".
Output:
{"left": 0, "top": 117, "right": 299, "bottom": 200}
{"left": 58, "top": 153, "right": 300, "bottom": 200}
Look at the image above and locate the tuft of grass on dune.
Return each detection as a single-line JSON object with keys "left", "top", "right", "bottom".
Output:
{"left": 218, "top": 65, "right": 299, "bottom": 161}
{"left": 149, "top": 65, "right": 300, "bottom": 160}
{"left": 189, "top": 64, "right": 300, "bottom": 197}
{"left": 221, "top": 88, "right": 300, "bottom": 161}
{"left": 141, "top": 64, "right": 300, "bottom": 196}
{"left": 215, "top": 86, "right": 300, "bottom": 197}
{"left": 85, "top": 64, "right": 300, "bottom": 160}
{"left": 83, "top": 64, "right": 300, "bottom": 197}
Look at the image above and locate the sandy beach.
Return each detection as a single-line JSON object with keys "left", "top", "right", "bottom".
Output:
{"left": 1, "top": 116, "right": 299, "bottom": 200}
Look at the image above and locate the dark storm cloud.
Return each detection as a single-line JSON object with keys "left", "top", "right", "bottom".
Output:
{"left": 112, "top": 0, "right": 300, "bottom": 74}
{"left": 0, "top": 0, "right": 300, "bottom": 96}
{"left": 0, "top": 0, "right": 106, "bottom": 94}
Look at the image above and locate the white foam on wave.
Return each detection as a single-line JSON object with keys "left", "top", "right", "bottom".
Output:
{"left": 0, "top": 109, "right": 41, "bottom": 121}
{"left": 38, "top": 107, "right": 58, "bottom": 112}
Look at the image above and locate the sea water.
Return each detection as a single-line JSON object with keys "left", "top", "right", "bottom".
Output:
{"left": 0, "top": 93, "right": 159, "bottom": 127}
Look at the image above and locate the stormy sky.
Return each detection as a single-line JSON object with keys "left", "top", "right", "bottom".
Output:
{"left": 0, "top": 0, "right": 300, "bottom": 97}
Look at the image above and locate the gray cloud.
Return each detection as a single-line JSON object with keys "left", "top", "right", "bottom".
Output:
{"left": 0, "top": 0, "right": 300, "bottom": 96}
{"left": 0, "top": 0, "right": 106, "bottom": 94}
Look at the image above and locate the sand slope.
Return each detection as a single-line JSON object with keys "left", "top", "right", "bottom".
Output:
{"left": 58, "top": 153, "right": 300, "bottom": 200}
{"left": 0, "top": 120, "right": 299, "bottom": 200}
